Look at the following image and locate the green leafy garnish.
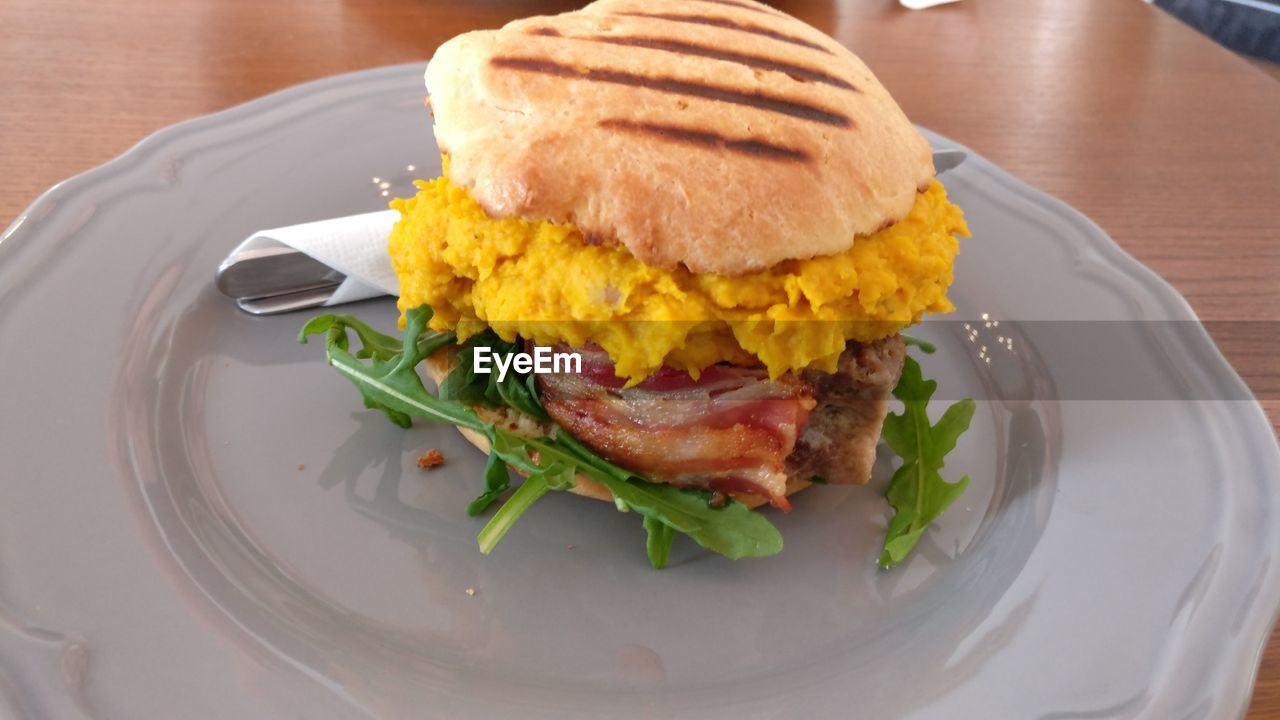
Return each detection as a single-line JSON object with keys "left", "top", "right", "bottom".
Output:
{"left": 437, "top": 330, "right": 550, "bottom": 421}
{"left": 644, "top": 516, "right": 676, "bottom": 569}
{"left": 300, "top": 306, "right": 783, "bottom": 568}
{"left": 478, "top": 462, "right": 575, "bottom": 554}
{"left": 299, "top": 312, "right": 453, "bottom": 362}
{"left": 301, "top": 307, "right": 971, "bottom": 571}
{"left": 901, "top": 334, "right": 937, "bottom": 354}
{"left": 467, "top": 452, "right": 511, "bottom": 517}
{"left": 878, "top": 354, "right": 975, "bottom": 568}
{"left": 522, "top": 429, "right": 782, "bottom": 560}
{"left": 298, "top": 309, "right": 460, "bottom": 428}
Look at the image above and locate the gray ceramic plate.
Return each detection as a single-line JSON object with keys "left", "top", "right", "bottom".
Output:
{"left": 2, "top": 64, "right": 1278, "bottom": 719}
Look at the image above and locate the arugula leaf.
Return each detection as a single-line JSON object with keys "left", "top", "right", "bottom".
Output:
{"left": 644, "top": 516, "right": 676, "bottom": 569}
{"left": 437, "top": 339, "right": 486, "bottom": 406}
{"left": 298, "top": 312, "right": 452, "bottom": 361}
{"left": 477, "top": 462, "right": 575, "bottom": 554}
{"left": 525, "top": 430, "right": 782, "bottom": 560}
{"left": 467, "top": 451, "right": 511, "bottom": 517}
{"left": 494, "top": 367, "right": 549, "bottom": 421}
{"left": 900, "top": 334, "right": 937, "bottom": 355}
{"left": 878, "top": 354, "right": 975, "bottom": 568}
{"left": 301, "top": 306, "right": 477, "bottom": 430}
{"left": 438, "top": 330, "right": 551, "bottom": 421}
{"left": 545, "top": 428, "right": 783, "bottom": 559}
{"left": 300, "top": 306, "right": 783, "bottom": 567}
{"left": 299, "top": 314, "right": 401, "bottom": 361}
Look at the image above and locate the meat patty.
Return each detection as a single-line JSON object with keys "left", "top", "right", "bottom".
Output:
{"left": 785, "top": 335, "right": 906, "bottom": 485}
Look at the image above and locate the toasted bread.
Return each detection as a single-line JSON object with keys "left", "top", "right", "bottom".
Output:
{"left": 425, "top": 0, "right": 933, "bottom": 276}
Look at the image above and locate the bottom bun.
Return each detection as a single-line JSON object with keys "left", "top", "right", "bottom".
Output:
{"left": 423, "top": 348, "right": 811, "bottom": 510}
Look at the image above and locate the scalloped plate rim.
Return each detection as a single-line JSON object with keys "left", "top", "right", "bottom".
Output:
{"left": 2, "top": 62, "right": 1278, "bottom": 719}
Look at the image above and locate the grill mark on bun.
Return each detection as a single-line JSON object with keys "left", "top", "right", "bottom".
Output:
{"left": 583, "top": 35, "right": 856, "bottom": 91}
{"left": 599, "top": 118, "right": 810, "bottom": 161}
{"left": 526, "top": 27, "right": 561, "bottom": 36}
{"left": 616, "top": 12, "right": 833, "bottom": 54}
{"left": 490, "top": 56, "right": 851, "bottom": 127}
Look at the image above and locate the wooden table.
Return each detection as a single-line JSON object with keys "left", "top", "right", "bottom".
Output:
{"left": 4, "top": 0, "right": 1279, "bottom": 714}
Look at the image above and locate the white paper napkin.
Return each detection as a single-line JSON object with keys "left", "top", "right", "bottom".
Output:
{"left": 233, "top": 210, "right": 400, "bottom": 305}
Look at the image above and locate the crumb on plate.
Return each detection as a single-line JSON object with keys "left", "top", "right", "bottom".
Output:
{"left": 417, "top": 449, "right": 445, "bottom": 470}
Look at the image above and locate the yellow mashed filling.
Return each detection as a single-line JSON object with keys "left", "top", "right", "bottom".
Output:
{"left": 389, "top": 174, "right": 968, "bottom": 383}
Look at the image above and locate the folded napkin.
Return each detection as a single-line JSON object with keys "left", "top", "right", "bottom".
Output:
{"left": 228, "top": 210, "right": 400, "bottom": 306}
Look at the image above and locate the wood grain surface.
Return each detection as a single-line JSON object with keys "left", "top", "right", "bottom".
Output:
{"left": 3, "top": 0, "right": 1279, "bottom": 714}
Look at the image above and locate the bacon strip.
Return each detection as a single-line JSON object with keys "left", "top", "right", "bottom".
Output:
{"left": 536, "top": 345, "right": 814, "bottom": 508}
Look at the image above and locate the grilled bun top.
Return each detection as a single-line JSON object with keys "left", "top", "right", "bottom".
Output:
{"left": 424, "top": 0, "right": 934, "bottom": 276}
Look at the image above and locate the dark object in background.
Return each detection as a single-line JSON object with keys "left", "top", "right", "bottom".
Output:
{"left": 1156, "top": 0, "right": 1280, "bottom": 62}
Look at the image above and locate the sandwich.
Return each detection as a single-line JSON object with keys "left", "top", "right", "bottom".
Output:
{"left": 303, "top": 0, "right": 973, "bottom": 568}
